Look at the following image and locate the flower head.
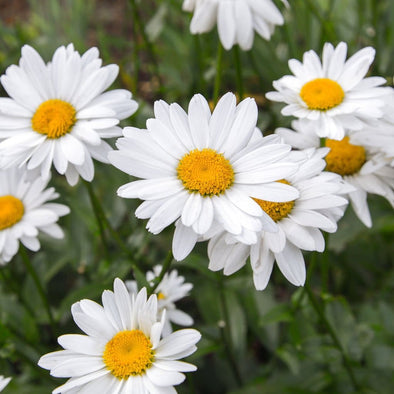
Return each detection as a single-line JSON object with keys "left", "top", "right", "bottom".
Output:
{"left": 277, "top": 120, "right": 394, "bottom": 227}
{"left": 0, "top": 44, "right": 138, "bottom": 185}
{"left": 127, "top": 265, "right": 194, "bottom": 336}
{"left": 38, "top": 279, "right": 201, "bottom": 393}
{"left": 0, "top": 167, "right": 69, "bottom": 264}
{"left": 109, "top": 92, "right": 300, "bottom": 261}
{"left": 208, "top": 148, "right": 349, "bottom": 290}
{"left": 266, "top": 42, "right": 389, "bottom": 140}
{"left": 183, "top": 0, "right": 284, "bottom": 50}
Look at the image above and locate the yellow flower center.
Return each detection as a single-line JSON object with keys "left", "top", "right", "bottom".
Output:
{"left": 0, "top": 195, "right": 24, "bottom": 230}
{"left": 252, "top": 180, "right": 295, "bottom": 222}
{"left": 31, "top": 99, "right": 77, "bottom": 139}
{"left": 300, "top": 78, "right": 345, "bottom": 110}
{"left": 325, "top": 137, "right": 366, "bottom": 176}
{"left": 177, "top": 148, "right": 234, "bottom": 196}
{"left": 157, "top": 292, "right": 166, "bottom": 300}
{"left": 103, "top": 330, "right": 154, "bottom": 379}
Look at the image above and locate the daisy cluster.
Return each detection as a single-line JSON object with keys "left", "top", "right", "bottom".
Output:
{"left": 0, "top": 1, "right": 392, "bottom": 392}
{"left": 269, "top": 42, "right": 394, "bottom": 228}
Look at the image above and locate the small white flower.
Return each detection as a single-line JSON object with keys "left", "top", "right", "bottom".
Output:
{"left": 266, "top": 42, "right": 389, "bottom": 140}
{"left": 0, "top": 376, "right": 11, "bottom": 392}
{"left": 277, "top": 120, "right": 394, "bottom": 227}
{"left": 208, "top": 148, "right": 349, "bottom": 290}
{"left": 0, "top": 44, "right": 138, "bottom": 186}
{"left": 183, "top": 0, "right": 284, "bottom": 50}
{"left": 38, "top": 279, "right": 201, "bottom": 394}
{"left": 0, "top": 167, "right": 69, "bottom": 265}
{"left": 109, "top": 92, "right": 300, "bottom": 261}
{"left": 127, "top": 265, "right": 194, "bottom": 336}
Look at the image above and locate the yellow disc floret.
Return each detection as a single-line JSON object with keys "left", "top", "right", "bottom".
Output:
{"left": 157, "top": 292, "right": 166, "bottom": 300}
{"left": 177, "top": 148, "right": 234, "bottom": 196}
{"left": 300, "top": 78, "right": 345, "bottom": 110}
{"left": 0, "top": 195, "right": 24, "bottom": 230}
{"left": 325, "top": 137, "right": 366, "bottom": 176}
{"left": 103, "top": 329, "right": 154, "bottom": 379}
{"left": 252, "top": 180, "right": 295, "bottom": 222}
{"left": 32, "top": 99, "right": 77, "bottom": 139}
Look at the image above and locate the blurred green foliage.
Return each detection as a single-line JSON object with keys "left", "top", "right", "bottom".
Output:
{"left": 0, "top": 0, "right": 393, "bottom": 392}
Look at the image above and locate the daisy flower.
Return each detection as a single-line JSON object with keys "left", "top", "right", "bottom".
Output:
{"left": 127, "top": 265, "right": 194, "bottom": 336}
{"left": 182, "top": 0, "right": 284, "bottom": 50}
{"left": 266, "top": 42, "right": 389, "bottom": 140}
{"left": 0, "top": 166, "right": 70, "bottom": 265}
{"left": 38, "top": 278, "right": 201, "bottom": 393}
{"left": 276, "top": 120, "right": 394, "bottom": 227}
{"left": 0, "top": 376, "right": 11, "bottom": 392}
{"left": 108, "top": 92, "right": 300, "bottom": 261}
{"left": 0, "top": 44, "right": 138, "bottom": 186}
{"left": 208, "top": 148, "right": 350, "bottom": 290}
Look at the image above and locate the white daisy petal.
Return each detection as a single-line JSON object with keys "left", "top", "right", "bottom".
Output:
{"left": 184, "top": 0, "right": 283, "bottom": 50}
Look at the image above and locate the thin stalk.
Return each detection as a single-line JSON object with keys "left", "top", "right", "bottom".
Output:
{"left": 218, "top": 275, "right": 243, "bottom": 387}
{"left": 0, "top": 268, "right": 36, "bottom": 319}
{"left": 84, "top": 180, "right": 110, "bottom": 260}
{"left": 233, "top": 45, "right": 244, "bottom": 100}
{"left": 193, "top": 34, "right": 205, "bottom": 94}
{"left": 213, "top": 42, "right": 224, "bottom": 104}
{"left": 129, "top": 0, "right": 162, "bottom": 92}
{"left": 293, "top": 250, "right": 318, "bottom": 311}
{"left": 149, "top": 250, "right": 174, "bottom": 294}
{"left": 130, "top": 1, "right": 140, "bottom": 94}
{"left": 19, "top": 247, "right": 56, "bottom": 334}
{"left": 247, "top": 50, "right": 267, "bottom": 90}
{"left": 83, "top": 181, "right": 150, "bottom": 288}
{"left": 305, "top": 0, "right": 336, "bottom": 43}
{"left": 320, "top": 232, "right": 330, "bottom": 293}
{"left": 305, "top": 284, "right": 360, "bottom": 391}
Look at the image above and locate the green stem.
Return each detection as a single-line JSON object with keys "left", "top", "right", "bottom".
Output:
{"left": 149, "top": 250, "right": 174, "bottom": 294}
{"left": 193, "top": 34, "right": 205, "bottom": 94}
{"left": 84, "top": 180, "right": 110, "bottom": 260}
{"left": 213, "top": 42, "right": 224, "bottom": 104}
{"left": 305, "top": 0, "right": 336, "bottom": 43}
{"left": 233, "top": 45, "right": 244, "bottom": 100}
{"left": 293, "top": 250, "right": 318, "bottom": 311}
{"left": 130, "top": 1, "right": 140, "bottom": 94}
{"left": 83, "top": 181, "right": 150, "bottom": 288}
{"left": 304, "top": 284, "right": 360, "bottom": 390}
{"left": 218, "top": 275, "right": 243, "bottom": 387}
{"left": 320, "top": 232, "right": 330, "bottom": 293}
{"left": 129, "top": 0, "right": 162, "bottom": 92}
{"left": 0, "top": 267, "right": 36, "bottom": 319}
{"left": 19, "top": 247, "right": 56, "bottom": 334}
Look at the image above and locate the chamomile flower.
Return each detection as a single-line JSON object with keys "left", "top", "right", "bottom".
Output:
{"left": 0, "top": 376, "right": 11, "bottom": 392}
{"left": 182, "top": 0, "right": 284, "bottom": 50}
{"left": 127, "top": 265, "right": 194, "bottom": 336}
{"left": 0, "top": 166, "right": 69, "bottom": 265}
{"left": 208, "top": 148, "right": 349, "bottom": 290}
{"left": 277, "top": 120, "right": 394, "bottom": 227}
{"left": 0, "top": 44, "right": 138, "bottom": 186}
{"left": 266, "top": 42, "right": 389, "bottom": 140}
{"left": 108, "top": 92, "right": 300, "bottom": 261}
{"left": 38, "top": 279, "right": 201, "bottom": 394}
